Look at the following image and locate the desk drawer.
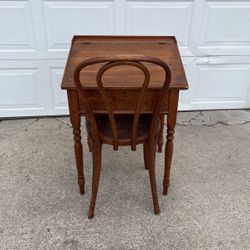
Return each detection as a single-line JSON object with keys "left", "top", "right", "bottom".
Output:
{"left": 78, "top": 89, "right": 169, "bottom": 114}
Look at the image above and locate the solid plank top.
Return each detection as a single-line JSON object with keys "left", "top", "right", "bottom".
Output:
{"left": 61, "top": 35, "right": 188, "bottom": 90}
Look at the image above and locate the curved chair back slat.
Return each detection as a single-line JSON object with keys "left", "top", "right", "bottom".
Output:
{"left": 73, "top": 55, "right": 171, "bottom": 150}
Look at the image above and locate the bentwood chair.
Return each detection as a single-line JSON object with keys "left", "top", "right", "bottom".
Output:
{"left": 73, "top": 55, "right": 171, "bottom": 218}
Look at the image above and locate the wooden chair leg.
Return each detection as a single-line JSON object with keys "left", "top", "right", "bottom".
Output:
{"left": 157, "top": 114, "right": 164, "bottom": 153}
{"left": 143, "top": 142, "right": 149, "bottom": 170}
{"left": 148, "top": 141, "right": 160, "bottom": 215}
{"left": 88, "top": 143, "right": 102, "bottom": 219}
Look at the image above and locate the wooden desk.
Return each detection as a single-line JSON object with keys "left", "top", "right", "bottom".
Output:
{"left": 61, "top": 35, "right": 188, "bottom": 195}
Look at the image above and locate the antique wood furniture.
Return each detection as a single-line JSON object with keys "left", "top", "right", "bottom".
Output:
{"left": 61, "top": 35, "right": 188, "bottom": 218}
{"left": 74, "top": 55, "right": 171, "bottom": 218}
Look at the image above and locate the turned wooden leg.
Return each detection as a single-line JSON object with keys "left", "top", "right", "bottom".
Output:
{"left": 68, "top": 90, "right": 85, "bottom": 195}
{"left": 143, "top": 142, "right": 149, "bottom": 170}
{"left": 163, "top": 127, "right": 175, "bottom": 195}
{"left": 148, "top": 140, "right": 160, "bottom": 215}
{"left": 157, "top": 114, "right": 164, "bottom": 153}
{"left": 88, "top": 143, "right": 102, "bottom": 219}
{"left": 163, "top": 90, "right": 179, "bottom": 195}
{"left": 73, "top": 127, "right": 85, "bottom": 195}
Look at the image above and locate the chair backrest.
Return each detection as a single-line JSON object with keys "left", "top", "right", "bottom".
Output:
{"left": 73, "top": 55, "right": 171, "bottom": 150}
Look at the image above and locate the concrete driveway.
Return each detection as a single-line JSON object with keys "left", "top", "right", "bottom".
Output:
{"left": 0, "top": 110, "right": 249, "bottom": 250}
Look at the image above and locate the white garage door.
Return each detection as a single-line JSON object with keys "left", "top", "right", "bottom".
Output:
{"left": 0, "top": 0, "right": 250, "bottom": 117}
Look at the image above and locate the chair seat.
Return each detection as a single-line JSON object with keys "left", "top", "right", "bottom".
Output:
{"left": 94, "top": 114, "right": 153, "bottom": 146}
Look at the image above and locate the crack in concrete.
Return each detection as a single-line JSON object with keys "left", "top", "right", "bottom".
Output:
{"left": 55, "top": 118, "right": 72, "bottom": 129}
{"left": 177, "top": 120, "right": 250, "bottom": 127}
{"left": 176, "top": 111, "right": 250, "bottom": 127}
{"left": 236, "top": 120, "right": 250, "bottom": 125}
{"left": 187, "top": 111, "right": 204, "bottom": 123}
{"left": 24, "top": 119, "right": 39, "bottom": 131}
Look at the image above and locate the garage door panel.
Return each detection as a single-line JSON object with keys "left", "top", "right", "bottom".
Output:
{"left": 196, "top": 1, "right": 250, "bottom": 56}
{"left": 190, "top": 64, "right": 250, "bottom": 109}
{"left": 0, "top": 1, "right": 35, "bottom": 51}
{"left": 125, "top": 1, "right": 194, "bottom": 56}
{"left": 43, "top": 1, "right": 115, "bottom": 51}
{"left": 0, "top": 68, "right": 43, "bottom": 111}
{"left": 50, "top": 67, "right": 68, "bottom": 111}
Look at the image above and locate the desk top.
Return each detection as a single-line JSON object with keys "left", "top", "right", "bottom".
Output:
{"left": 61, "top": 35, "right": 188, "bottom": 90}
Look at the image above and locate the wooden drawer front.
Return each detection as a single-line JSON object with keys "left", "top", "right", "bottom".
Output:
{"left": 79, "top": 89, "right": 169, "bottom": 114}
